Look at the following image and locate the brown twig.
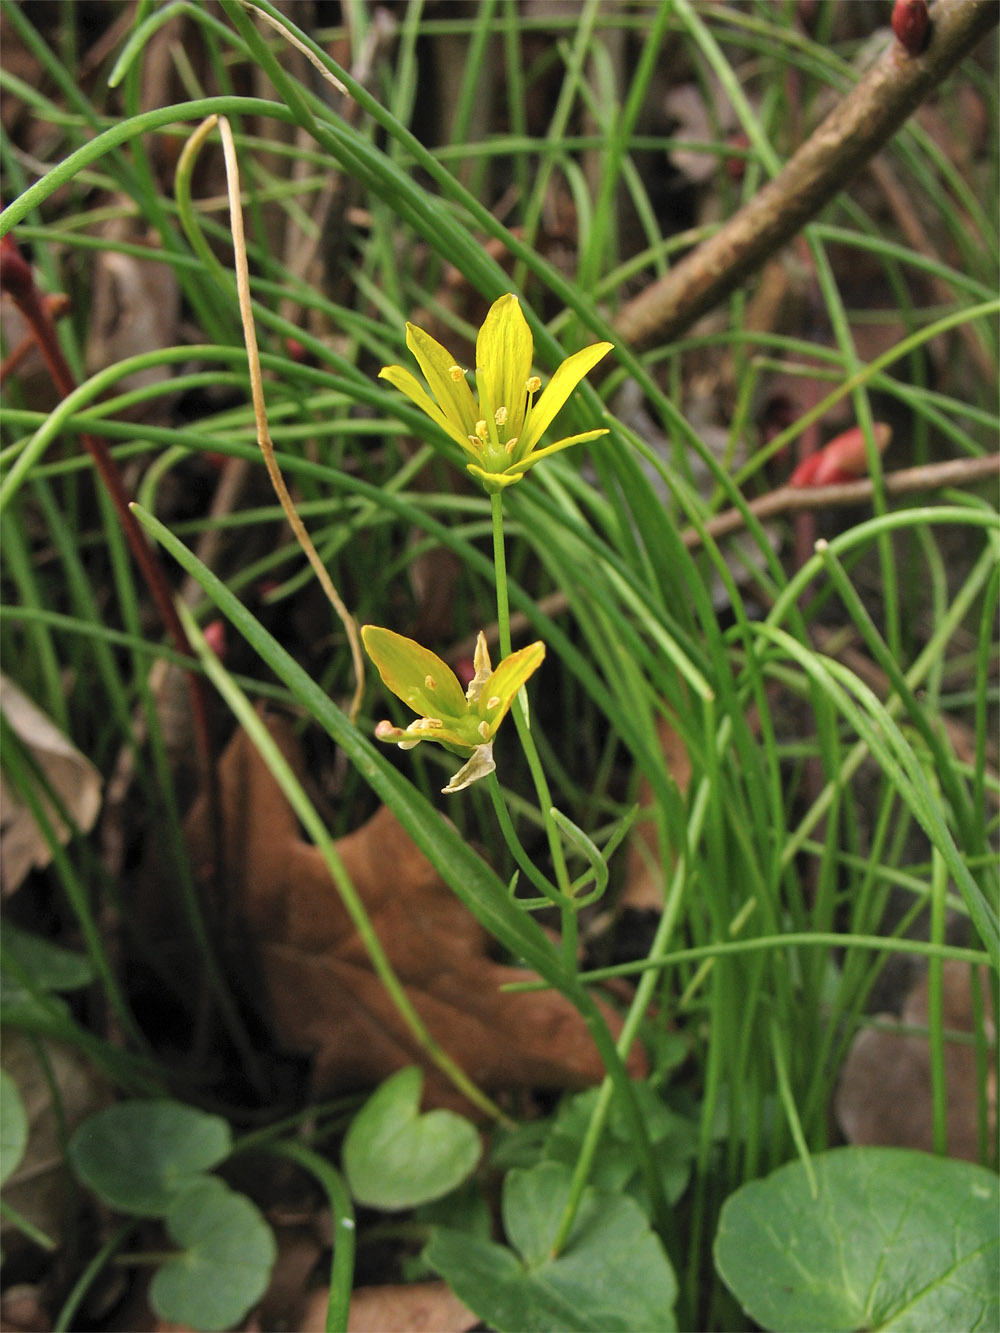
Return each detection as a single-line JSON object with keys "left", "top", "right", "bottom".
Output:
{"left": 457, "top": 452, "right": 999, "bottom": 659}
{"left": 613, "top": 0, "right": 999, "bottom": 351}
{"left": 0, "top": 234, "right": 215, "bottom": 785}
{"left": 692, "top": 452, "right": 1000, "bottom": 546}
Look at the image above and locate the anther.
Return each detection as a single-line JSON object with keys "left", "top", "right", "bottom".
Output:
{"left": 424, "top": 675, "right": 437, "bottom": 689}
{"left": 494, "top": 406, "right": 508, "bottom": 426}
{"left": 475, "top": 419, "right": 490, "bottom": 442}
{"left": 448, "top": 365, "right": 466, "bottom": 381}
{"left": 526, "top": 375, "right": 541, "bottom": 393}
{"left": 504, "top": 437, "right": 519, "bottom": 454}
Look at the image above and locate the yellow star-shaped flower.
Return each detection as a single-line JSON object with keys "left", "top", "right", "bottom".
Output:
{"left": 362, "top": 624, "right": 545, "bottom": 793}
{"left": 379, "top": 294, "right": 613, "bottom": 492}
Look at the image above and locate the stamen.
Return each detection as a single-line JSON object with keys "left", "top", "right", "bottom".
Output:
{"left": 494, "top": 406, "right": 508, "bottom": 426}
{"left": 504, "top": 437, "right": 519, "bottom": 455}
{"left": 526, "top": 375, "right": 541, "bottom": 393}
{"left": 478, "top": 720, "right": 490, "bottom": 739}
{"left": 467, "top": 434, "right": 483, "bottom": 450}
{"left": 410, "top": 717, "right": 443, "bottom": 731}
{"left": 424, "top": 675, "right": 437, "bottom": 689}
{"left": 448, "top": 365, "right": 466, "bottom": 381}
{"left": 486, "top": 695, "right": 501, "bottom": 710}
{"left": 475, "top": 419, "right": 490, "bottom": 443}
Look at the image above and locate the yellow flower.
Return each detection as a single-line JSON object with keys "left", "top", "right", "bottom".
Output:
{"left": 379, "top": 294, "right": 613, "bottom": 492}
{"left": 362, "top": 625, "right": 545, "bottom": 793}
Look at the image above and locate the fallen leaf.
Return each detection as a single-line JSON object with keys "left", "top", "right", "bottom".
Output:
{"left": 0, "top": 674, "right": 102, "bottom": 895}
{"left": 85, "top": 217, "right": 180, "bottom": 424}
{"left": 835, "top": 960, "right": 996, "bottom": 1161}
{"left": 185, "top": 717, "right": 644, "bottom": 1112}
{"left": 0, "top": 1032, "right": 110, "bottom": 1256}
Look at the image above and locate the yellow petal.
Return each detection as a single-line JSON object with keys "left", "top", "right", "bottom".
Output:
{"left": 378, "top": 365, "right": 471, "bottom": 452}
{"left": 475, "top": 295, "right": 533, "bottom": 441}
{"left": 476, "top": 640, "right": 545, "bottom": 736}
{"left": 465, "top": 462, "right": 523, "bottom": 493}
{"left": 507, "top": 428, "right": 609, "bottom": 476}
{"left": 405, "top": 323, "right": 479, "bottom": 438}
{"left": 520, "top": 342, "right": 613, "bottom": 453}
{"left": 362, "top": 625, "right": 468, "bottom": 718}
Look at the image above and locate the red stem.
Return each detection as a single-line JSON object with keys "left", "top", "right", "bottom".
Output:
{"left": 1, "top": 235, "right": 215, "bottom": 782}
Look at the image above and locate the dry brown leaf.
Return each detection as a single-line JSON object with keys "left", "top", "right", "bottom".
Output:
{"left": 0, "top": 675, "right": 102, "bottom": 895}
{"left": 835, "top": 959, "right": 996, "bottom": 1161}
{"left": 186, "top": 717, "right": 643, "bottom": 1111}
{"left": 0, "top": 1033, "right": 110, "bottom": 1257}
{"left": 299, "top": 1281, "right": 477, "bottom": 1333}
{"left": 85, "top": 217, "right": 180, "bottom": 423}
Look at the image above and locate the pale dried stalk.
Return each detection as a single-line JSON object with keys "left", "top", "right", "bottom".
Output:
{"left": 217, "top": 116, "right": 365, "bottom": 722}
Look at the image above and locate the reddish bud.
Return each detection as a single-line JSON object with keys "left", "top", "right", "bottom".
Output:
{"left": 285, "top": 336, "right": 308, "bottom": 363}
{"left": 790, "top": 423, "right": 892, "bottom": 487}
{"left": 202, "top": 619, "right": 227, "bottom": 659}
{"left": 725, "top": 133, "right": 751, "bottom": 182}
{"left": 45, "top": 293, "right": 72, "bottom": 320}
{"left": 892, "top": 0, "right": 930, "bottom": 56}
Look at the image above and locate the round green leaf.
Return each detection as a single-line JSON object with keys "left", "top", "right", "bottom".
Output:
{"left": 2, "top": 923, "right": 95, "bottom": 993}
{"left": 342, "top": 1067, "right": 481, "bottom": 1211}
{"left": 0, "top": 1070, "right": 28, "bottom": 1187}
{"left": 425, "top": 1160, "right": 678, "bottom": 1332}
{"left": 714, "top": 1146, "right": 999, "bottom": 1332}
{"left": 69, "top": 1100, "right": 232, "bottom": 1216}
{"left": 150, "top": 1176, "right": 276, "bottom": 1332}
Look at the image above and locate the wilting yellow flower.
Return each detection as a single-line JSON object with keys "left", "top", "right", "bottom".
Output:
{"left": 362, "top": 624, "right": 545, "bottom": 792}
{"left": 379, "top": 294, "right": 613, "bottom": 492}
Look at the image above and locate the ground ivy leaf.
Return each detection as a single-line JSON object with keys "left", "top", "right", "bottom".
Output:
{"left": 1, "top": 923, "right": 95, "bottom": 993}
{"left": 342, "top": 1066, "right": 481, "bottom": 1211}
{"left": 0, "top": 1070, "right": 28, "bottom": 1186}
{"left": 714, "top": 1146, "right": 999, "bottom": 1332}
{"left": 425, "top": 1160, "right": 678, "bottom": 1332}
{"left": 68, "top": 1099, "right": 231, "bottom": 1216}
{"left": 151, "top": 1176, "right": 276, "bottom": 1332}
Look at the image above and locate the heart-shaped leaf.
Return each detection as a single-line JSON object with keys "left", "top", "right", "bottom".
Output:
{"left": 0, "top": 1070, "right": 28, "bottom": 1186}
{"left": 150, "top": 1176, "right": 276, "bottom": 1332}
{"left": 1, "top": 923, "right": 94, "bottom": 993}
{"left": 714, "top": 1146, "right": 999, "bottom": 1332}
{"left": 425, "top": 1160, "right": 678, "bottom": 1332}
{"left": 69, "top": 1100, "right": 231, "bottom": 1216}
{"left": 342, "top": 1067, "right": 480, "bottom": 1211}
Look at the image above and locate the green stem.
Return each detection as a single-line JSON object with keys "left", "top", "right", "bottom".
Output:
{"left": 488, "top": 493, "right": 670, "bottom": 1251}
{"left": 259, "top": 1141, "right": 355, "bottom": 1333}
{"left": 486, "top": 773, "right": 562, "bottom": 904}
{"left": 490, "top": 493, "right": 577, "bottom": 966}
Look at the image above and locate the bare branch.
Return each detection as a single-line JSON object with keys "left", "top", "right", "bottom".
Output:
{"left": 613, "top": 0, "right": 998, "bottom": 350}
